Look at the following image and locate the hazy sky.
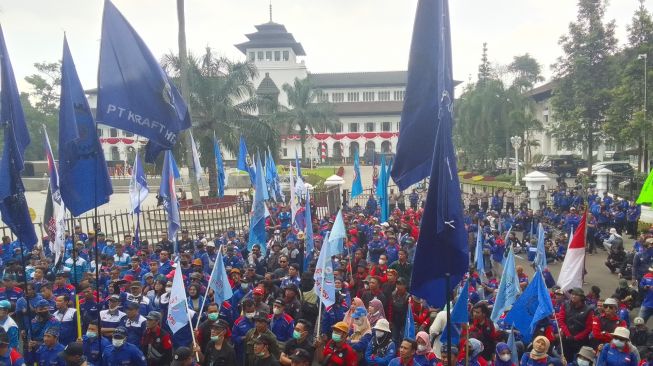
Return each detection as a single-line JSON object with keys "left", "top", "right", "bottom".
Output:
{"left": 0, "top": 0, "right": 649, "bottom": 93}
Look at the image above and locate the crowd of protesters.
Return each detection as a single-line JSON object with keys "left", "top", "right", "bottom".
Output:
{"left": 0, "top": 180, "right": 650, "bottom": 366}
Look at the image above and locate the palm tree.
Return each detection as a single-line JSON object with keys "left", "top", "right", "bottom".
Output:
{"left": 162, "top": 48, "right": 279, "bottom": 195}
{"left": 271, "top": 77, "right": 339, "bottom": 162}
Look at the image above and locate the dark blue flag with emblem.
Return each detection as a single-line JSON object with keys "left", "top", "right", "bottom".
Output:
{"left": 0, "top": 26, "right": 38, "bottom": 249}
{"left": 59, "top": 36, "right": 113, "bottom": 216}
{"left": 401, "top": 0, "right": 469, "bottom": 308}
{"left": 97, "top": 0, "right": 191, "bottom": 162}
{"left": 504, "top": 268, "right": 554, "bottom": 343}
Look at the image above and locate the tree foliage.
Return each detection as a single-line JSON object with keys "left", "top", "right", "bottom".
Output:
{"left": 24, "top": 61, "right": 61, "bottom": 116}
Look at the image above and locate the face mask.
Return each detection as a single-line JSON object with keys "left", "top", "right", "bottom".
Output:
{"left": 210, "top": 335, "right": 221, "bottom": 342}
{"left": 38, "top": 311, "right": 49, "bottom": 318}
{"left": 293, "top": 330, "right": 302, "bottom": 340}
{"left": 208, "top": 313, "right": 219, "bottom": 322}
{"left": 417, "top": 344, "right": 427, "bottom": 352}
{"left": 500, "top": 354, "right": 511, "bottom": 362}
{"left": 241, "top": 283, "right": 249, "bottom": 290}
{"left": 331, "top": 333, "right": 342, "bottom": 343}
{"left": 112, "top": 339, "right": 125, "bottom": 348}
{"left": 612, "top": 339, "right": 625, "bottom": 349}
{"left": 364, "top": 284, "right": 369, "bottom": 290}
{"left": 375, "top": 330, "right": 385, "bottom": 338}
{"left": 273, "top": 308, "right": 282, "bottom": 315}
{"left": 246, "top": 312, "right": 256, "bottom": 319}
{"left": 577, "top": 359, "right": 590, "bottom": 366}
{"left": 86, "top": 331, "right": 97, "bottom": 339}
{"left": 379, "top": 259, "right": 386, "bottom": 265}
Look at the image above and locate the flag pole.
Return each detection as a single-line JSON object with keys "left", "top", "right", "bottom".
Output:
{"left": 445, "top": 273, "right": 452, "bottom": 366}
{"left": 196, "top": 244, "right": 221, "bottom": 329}
{"left": 18, "top": 241, "right": 33, "bottom": 359}
{"left": 69, "top": 210, "right": 83, "bottom": 341}
{"left": 185, "top": 302, "right": 200, "bottom": 361}
{"left": 315, "top": 272, "right": 327, "bottom": 337}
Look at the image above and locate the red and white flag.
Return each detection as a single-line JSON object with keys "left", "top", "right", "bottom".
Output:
{"left": 557, "top": 212, "right": 587, "bottom": 291}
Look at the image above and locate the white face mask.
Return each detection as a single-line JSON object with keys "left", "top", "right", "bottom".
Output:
{"left": 273, "top": 307, "right": 282, "bottom": 315}
{"left": 417, "top": 344, "right": 427, "bottom": 352}
{"left": 375, "top": 330, "right": 385, "bottom": 338}
{"left": 577, "top": 359, "right": 590, "bottom": 366}
{"left": 245, "top": 312, "right": 256, "bottom": 319}
{"left": 500, "top": 354, "right": 511, "bottom": 362}
{"left": 378, "top": 259, "right": 386, "bottom": 265}
{"left": 112, "top": 339, "right": 125, "bottom": 347}
{"left": 612, "top": 339, "right": 626, "bottom": 349}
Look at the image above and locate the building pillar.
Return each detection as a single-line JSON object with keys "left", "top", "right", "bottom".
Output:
{"left": 595, "top": 168, "right": 613, "bottom": 196}
{"left": 523, "top": 171, "right": 553, "bottom": 211}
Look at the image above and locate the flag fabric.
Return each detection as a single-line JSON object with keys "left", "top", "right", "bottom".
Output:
{"left": 43, "top": 127, "right": 66, "bottom": 264}
{"left": 208, "top": 247, "right": 233, "bottom": 304}
{"left": 129, "top": 153, "right": 149, "bottom": 214}
{"left": 213, "top": 134, "right": 226, "bottom": 198}
{"left": 441, "top": 280, "right": 469, "bottom": 345}
{"left": 637, "top": 169, "right": 653, "bottom": 204}
{"left": 303, "top": 190, "right": 314, "bottom": 270}
{"left": 289, "top": 164, "right": 299, "bottom": 226}
{"left": 167, "top": 261, "right": 191, "bottom": 333}
{"left": 404, "top": 297, "right": 416, "bottom": 340}
{"left": 170, "top": 152, "right": 181, "bottom": 180}
{"left": 59, "top": 36, "right": 113, "bottom": 217}
{"left": 257, "top": 152, "right": 269, "bottom": 201}
{"left": 159, "top": 151, "right": 181, "bottom": 241}
{"left": 295, "top": 149, "right": 302, "bottom": 178}
{"left": 558, "top": 212, "right": 587, "bottom": 291}
{"left": 351, "top": 147, "right": 363, "bottom": 199}
{"left": 504, "top": 269, "right": 554, "bottom": 343}
{"left": 534, "top": 223, "right": 547, "bottom": 270}
{"left": 490, "top": 246, "right": 521, "bottom": 323}
{"left": 391, "top": 0, "right": 453, "bottom": 190}
{"left": 237, "top": 136, "right": 255, "bottom": 186}
{"left": 314, "top": 231, "right": 336, "bottom": 307}
{"left": 404, "top": 0, "right": 468, "bottom": 308}
{"left": 507, "top": 327, "right": 519, "bottom": 366}
{"left": 97, "top": 0, "right": 190, "bottom": 162}
{"left": 266, "top": 149, "right": 283, "bottom": 202}
{"left": 376, "top": 155, "right": 390, "bottom": 222}
{"left": 329, "top": 209, "right": 346, "bottom": 255}
{"left": 247, "top": 155, "right": 269, "bottom": 256}
{"left": 0, "top": 26, "right": 38, "bottom": 249}
{"left": 474, "top": 225, "right": 485, "bottom": 275}
{"left": 189, "top": 131, "right": 203, "bottom": 183}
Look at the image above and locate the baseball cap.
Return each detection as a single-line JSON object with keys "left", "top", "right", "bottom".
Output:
{"left": 290, "top": 349, "right": 312, "bottom": 363}
{"left": 0, "top": 300, "right": 11, "bottom": 310}
{"left": 253, "top": 333, "right": 275, "bottom": 346}
{"left": 60, "top": 342, "right": 84, "bottom": 357}
{"left": 112, "top": 327, "right": 127, "bottom": 339}
{"left": 146, "top": 311, "right": 162, "bottom": 322}
{"left": 171, "top": 347, "right": 192, "bottom": 366}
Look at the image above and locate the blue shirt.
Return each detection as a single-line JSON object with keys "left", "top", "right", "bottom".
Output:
{"left": 101, "top": 342, "right": 147, "bottom": 366}
{"left": 122, "top": 315, "right": 147, "bottom": 346}
{"left": 269, "top": 313, "right": 294, "bottom": 342}
{"left": 36, "top": 343, "right": 65, "bottom": 366}
{"left": 83, "top": 335, "right": 110, "bottom": 365}
{"left": 0, "top": 348, "right": 24, "bottom": 366}
{"left": 52, "top": 308, "right": 78, "bottom": 347}
{"left": 596, "top": 343, "right": 637, "bottom": 366}
{"left": 30, "top": 316, "right": 60, "bottom": 342}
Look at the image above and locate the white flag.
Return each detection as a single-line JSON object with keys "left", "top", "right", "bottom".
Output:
{"left": 167, "top": 261, "right": 192, "bottom": 333}
{"left": 190, "top": 131, "right": 203, "bottom": 183}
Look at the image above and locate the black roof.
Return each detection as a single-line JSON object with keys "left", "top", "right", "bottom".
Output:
{"left": 257, "top": 73, "right": 280, "bottom": 95}
{"left": 525, "top": 81, "right": 557, "bottom": 102}
{"left": 309, "top": 71, "right": 407, "bottom": 89}
{"left": 235, "top": 22, "right": 306, "bottom": 56}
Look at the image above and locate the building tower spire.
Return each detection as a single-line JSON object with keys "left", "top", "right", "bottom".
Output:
{"left": 269, "top": 0, "right": 273, "bottom": 22}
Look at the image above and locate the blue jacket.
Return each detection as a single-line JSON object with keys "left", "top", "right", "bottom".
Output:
{"left": 596, "top": 343, "right": 638, "bottom": 366}
{"left": 269, "top": 313, "right": 295, "bottom": 342}
{"left": 36, "top": 343, "right": 65, "bottom": 366}
{"left": 520, "top": 353, "right": 563, "bottom": 366}
{"left": 364, "top": 338, "right": 396, "bottom": 365}
{"left": 83, "top": 335, "right": 111, "bottom": 365}
{"left": 101, "top": 342, "right": 147, "bottom": 366}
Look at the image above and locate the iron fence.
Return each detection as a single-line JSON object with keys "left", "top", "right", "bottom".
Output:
{"left": 607, "top": 174, "right": 641, "bottom": 201}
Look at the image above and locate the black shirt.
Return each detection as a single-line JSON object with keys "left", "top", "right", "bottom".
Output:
{"left": 283, "top": 336, "right": 316, "bottom": 360}
{"left": 201, "top": 341, "right": 237, "bottom": 366}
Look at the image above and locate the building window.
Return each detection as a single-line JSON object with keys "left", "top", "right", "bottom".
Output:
{"left": 283, "top": 51, "right": 289, "bottom": 61}
{"left": 316, "top": 92, "right": 329, "bottom": 103}
{"left": 365, "top": 122, "right": 375, "bottom": 132}
{"left": 378, "top": 91, "right": 391, "bottom": 101}
{"left": 257, "top": 51, "right": 264, "bottom": 60}
{"left": 248, "top": 52, "right": 255, "bottom": 61}
{"left": 334, "top": 122, "right": 342, "bottom": 133}
{"left": 283, "top": 148, "right": 288, "bottom": 157}
{"left": 382, "top": 122, "right": 392, "bottom": 132}
{"left": 349, "top": 123, "right": 359, "bottom": 133}
{"left": 397, "top": 122, "right": 401, "bottom": 130}
{"left": 332, "top": 93, "right": 344, "bottom": 103}
{"left": 274, "top": 51, "right": 281, "bottom": 61}
{"left": 111, "top": 146, "right": 120, "bottom": 161}
{"left": 265, "top": 51, "right": 272, "bottom": 61}
{"left": 347, "top": 92, "right": 359, "bottom": 102}
{"left": 393, "top": 90, "right": 405, "bottom": 101}
{"left": 362, "top": 91, "right": 375, "bottom": 102}
{"left": 110, "top": 128, "right": 118, "bottom": 137}
{"left": 124, "top": 131, "right": 134, "bottom": 137}
{"left": 97, "top": 128, "right": 103, "bottom": 137}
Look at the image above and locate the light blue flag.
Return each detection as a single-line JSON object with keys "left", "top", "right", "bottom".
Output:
{"left": 314, "top": 231, "right": 336, "bottom": 307}
{"left": 238, "top": 136, "right": 255, "bottom": 185}
{"left": 441, "top": 280, "right": 469, "bottom": 345}
{"left": 208, "top": 247, "right": 233, "bottom": 304}
{"left": 170, "top": 152, "right": 181, "bottom": 179}
{"left": 405, "top": 298, "right": 416, "bottom": 340}
{"left": 376, "top": 155, "right": 390, "bottom": 222}
{"left": 247, "top": 154, "right": 269, "bottom": 256}
{"left": 535, "top": 223, "right": 547, "bottom": 270}
{"left": 504, "top": 269, "right": 554, "bottom": 343}
{"left": 213, "top": 134, "right": 226, "bottom": 198}
{"left": 295, "top": 149, "right": 302, "bottom": 178}
{"left": 257, "top": 152, "right": 269, "bottom": 201}
{"left": 490, "top": 246, "right": 520, "bottom": 323}
{"left": 351, "top": 147, "right": 363, "bottom": 199}
{"left": 267, "top": 149, "right": 283, "bottom": 202}
{"left": 507, "top": 326, "right": 519, "bottom": 365}
{"left": 159, "top": 151, "right": 181, "bottom": 241}
{"left": 129, "top": 154, "right": 149, "bottom": 214}
{"left": 329, "top": 209, "right": 346, "bottom": 254}
{"left": 303, "top": 190, "right": 314, "bottom": 271}
{"left": 167, "top": 260, "right": 190, "bottom": 334}
{"left": 474, "top": 225, "right": 485, "bottom": 274}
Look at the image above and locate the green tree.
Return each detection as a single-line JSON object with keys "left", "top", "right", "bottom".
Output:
{"left": 24, "top": 61, "right": 61, "bottom": 116}
{"left": 270, "top": 77, "right": 339, "bottom": 162}
{"left": 477, "top": 42, "right": 492, "bottom": 85}
{"left": 550, "top": 0, "right": 618, "bottom": 177}
{"left": 509, "top": 54, "right": 545, "bottom": 92}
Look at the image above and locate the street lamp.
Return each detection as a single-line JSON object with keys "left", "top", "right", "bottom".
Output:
{"left": 639, "top": 54, "right": 648, "bottom": 171}
{"left": 510, "top": 135, "right": 522, "bottom": 186}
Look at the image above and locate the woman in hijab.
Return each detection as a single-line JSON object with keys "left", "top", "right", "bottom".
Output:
{"left": 349, "top": 306, "right": 373, "bottom": 363}
{"left": 344, "top": 297, "right": 365, "bottom": 327}
{"left": 519, "top": 336, "right": 561, "bottom": 366}
{"left": 367, "top": 298, "right": 386, "bottom": 327}
{"left": 492, "top": 343, "right": 515, "bottom": 366}
{"left": 468, "top": 338, "right": 487, "bottom": 366}
{"left": 414, "top": 331, "right": 437, "bottom": 366}
{"left": 364, "top": 318, "right": 395, "bottom": 365}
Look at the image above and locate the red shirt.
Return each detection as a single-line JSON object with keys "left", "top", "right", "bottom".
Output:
{"left": 322, "top": 340, "right": 358, "bottom": 366}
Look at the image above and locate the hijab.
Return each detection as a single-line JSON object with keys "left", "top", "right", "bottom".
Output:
{"left": 494, "top": 342, "right": 513, "bottom": 366}
{"left": 416, "top": 331, "right": 433, "bottom": 356}
{"left": 469, "top": 338, "right": 484, "bottom": 359}
{"left": 367, "top": 298, "right": 386, "bottom": 327}
{"left": 343, "top": 297, "right": 364, "bottom": 327}
{"left": 530, "top": 336, "right": 550, "bottom": 360}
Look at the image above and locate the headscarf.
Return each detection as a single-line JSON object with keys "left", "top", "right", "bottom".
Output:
{"left": 494, "top": 342, "right": 513, "bottom": 366}
{"left": 344, "top": 297, "right": 364, "bottom": 327}
{"left": 367, "top": 298, "right": 386, "bottom": 327}
{"left": 530, "top": 336, "right": 550, "bottom": 360}
{"left": 468, "top": 338, "right": 484, "bottom": 359}
{"left": 416, "top": 331, "right": 433, "bottom": 356}
{"left": 350, "top": 313, "right": 371, "bottom": 342}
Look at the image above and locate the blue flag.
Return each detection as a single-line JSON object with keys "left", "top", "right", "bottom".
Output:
{"left": 404, "top": 0, "right": 468, "bottom": 308}
{"left": 507, "top": 327, "right": 519, "bottom": 366}
{"left": 535, "top": 223, "right": 547, "bottom": 270}
{"left": 97, "top": 0, "right": 191, "bottom": 162}
{"left": 330, "top": 209, "right": 346, "bottom": 255}
{"left": 129, "top": 153, "right": 149, "bottom": 214}
{"left": 170, "top": 152, "right": 181, "bottom": 180}
{"left": 266, "top": 149, "right": 283, "bottom": 202}
{"left": 295, "top": 149, "right": 302, "bottom": 177}
{"left": 237, "top": 136, "right": 255, "bottom": 185}
{"left": 248, "top": 154, "right": 269, "bottom": 256}
{"left": 441, "top": 280, "right": 469, "bottom": 345}
{"left": 376, "top": 155, "right": 390, "bottom": 222}
{"left": 504, "top": 269, "right": 554, "bottom": 343}
{"left": 474, "top": 225, "right": 485, "bottom": 275}
{"left": 303, "top": 190, "right": 314, "bottom": 271}
{"left": 490, "top": 246, "right": 521, "bottom": 323}
{"left": 208, "top": 247, "right": 233, "bottom": 304}
{"left": 391, "top": 0, "right": 453, "bottom": 190}
{"left": 0, "top": 27, "right": 38, "bottom": 249}
{"left": 351, "top": 147, "right": 363, "bottom": 199}
{"left": 58, "top": 37, "right": 113, "bottom": 217}
{"left": 405, "top": 298, "right": 416, "bottom": 340}
{"left": 160, "top": 151, "right": 181, "bottom": 241}
{"left": 213, "top": 134, "right": 226, "bottom": 198}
